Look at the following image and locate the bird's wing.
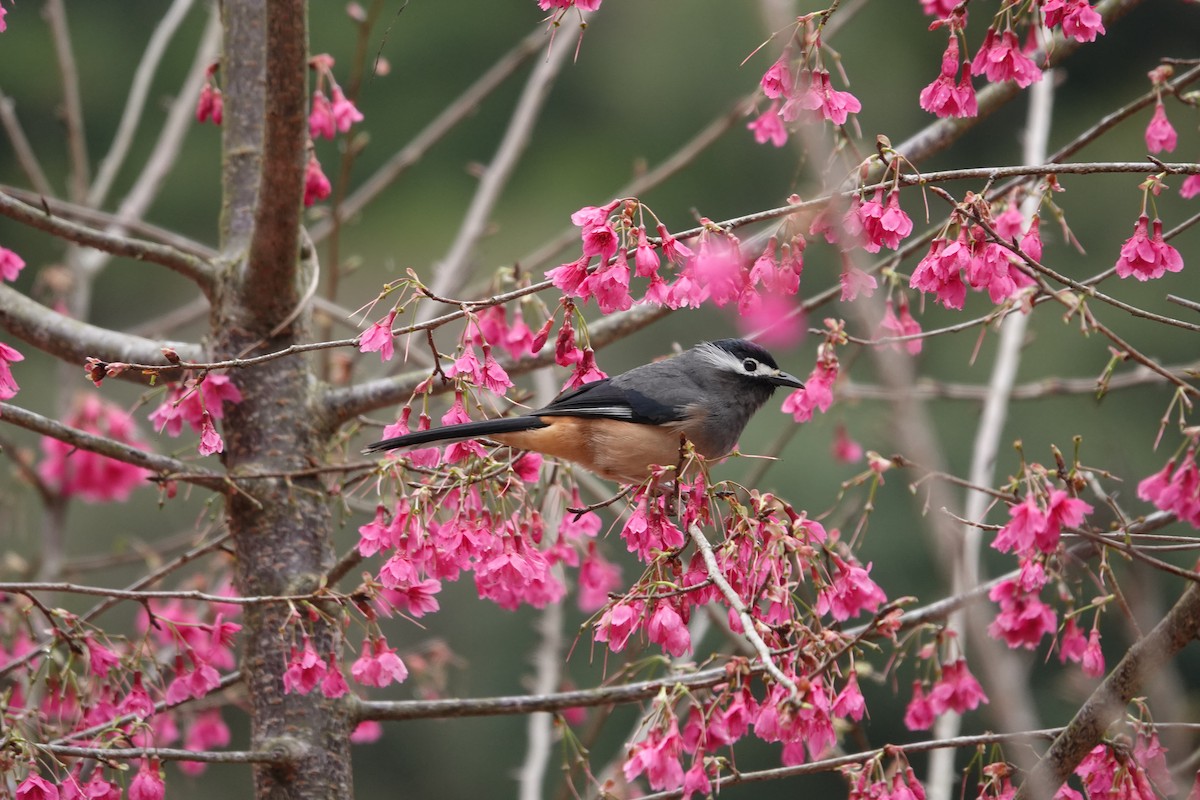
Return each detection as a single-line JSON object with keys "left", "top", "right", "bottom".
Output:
{"left": 534, "top": 378, "right": 685, "bottom": 425}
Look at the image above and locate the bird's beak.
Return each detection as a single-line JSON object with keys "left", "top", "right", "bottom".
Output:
{"left": 768, "top": 369, "right": 805, "bottom": 389}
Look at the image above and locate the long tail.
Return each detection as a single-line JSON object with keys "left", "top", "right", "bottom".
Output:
{"left": 363, "top": 416, "right": 547, "bottom": 454}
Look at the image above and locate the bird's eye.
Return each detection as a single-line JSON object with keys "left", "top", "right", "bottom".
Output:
{"left": 742, "top": 358, "right": 758, "bottom": 372}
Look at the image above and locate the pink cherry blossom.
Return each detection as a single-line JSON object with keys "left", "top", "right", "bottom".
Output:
{"left": 904, "top": 682, "right": 935, "bottom": 730}
{"left": 330, "top": 86, "right": 364, "bottom": 132}
{"left": 988, "top": 576, "right": 1056, "bottom": 648}
{"left": 594, "top": 598, "right": 644, "bottom": 652}
{"left": 578, "top": 543, "right": 621, "bottom": 612}
{"left": 623, "top": 719, "right": 685, "bottom": 791}
{"left": 303, "top": 154, "right": 332, "bottom": 206}
{"left": 1180, "top": 174, "right": 1200, "bottom": 199}
{"left": 547, "top": 254, "right": 591, "bottom": 298}
{"left": 621, "top": 500, "right": 686, "bottom": 560}
{"left": 1081, "top": 628, "right": 1105, "bottom": 677}
{"left": 816, "top": 554, "right": 887, "bottom": 621}
{"left": 589, "top": 255, "right": 633, "bottom": 313}
{"left": 748, "top": 102, "right": 787, "bottom": 147}
{"left": 1115, "top": 214, "right": 1184, "bottom": 281}
{"left": 910, "top": 234, "right": 969, "bottom": 309}
{"left": 149, "top": 373, "right": 242, "bottom": 437}
{"left": 128, "top": 761, "right": 165, "bottom": 800}
{"left": 760, "top": 58, "right": 793, "bottom": 99}
{"left": 1138, "top": 450, "right": 1200, "bottom": 527}
{"left": 283, "top": 638, "right": 327, "bottom": 694}
{"left": 785, "top": 69, "right": 862, "bottom": 125}
{"left": 41, "top": 395, "right": 152, "bottom": 502}
{"left": 855, "top": 190, "right": 914, "bottom": 252}
{"left": 927, "top": 659, "right": 988, "bottom": 714}
{"left": 198, "top": 411, "right": 224, "bottom": 456}
{"left": 920, "top": 0, "right": 958, "bottom": 16}
{"left": 1043, "top": 0, "right": 1106, "bottom": 42}
{"left": 971, "top": 28, "right": 1042, "bottom": 88}
{"left": 879, "top": 297, "right": 922, "bottom": 354}
{"left": 647, "top": 602, "right": 691, "bottom": 657}
{"left": 920, "top": 34, "right": 977, "bottom": 118}
{"left": 0, "top": 340, "right": 24, "bottom": 400}
{"left": 831, "top": 424, "right": 863, "bottom": 463}
{"left": 781, "top": 354, "right": 837, "bottom": 423}
{"left": 633, "top": 226, "right": 660, "bottom": 277}
{"left": 17, "top": 773, "right": 60, "bottom": 800}
{"left": 656, "top": 223, "right": 694, "bottom": 264}
{"left": 196, "top": 82, "right": 223, "bottom": 125}
{"left": 310, "top": 89, "right": 336, "bottom": 139}
{"left": 839, "top": 264, "right": 877, "bottom": 301}
{"left": 359, "top": 311, "right": 396, "bottom": 362}
{"left": 0, "top": 245, "right": 25, "bottom": 281}
{"left": 1144, "top": 102, "right": 1177, "bottom": 153}
{"left": 351, "top": 637, "right": 409, "bottom": 687}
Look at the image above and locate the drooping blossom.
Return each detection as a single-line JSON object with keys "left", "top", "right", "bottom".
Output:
{"left": 646, "top": 601, "right": 691, "bottom": 657}
{"left": 127, "top": 761, "right": 165, "bottom": 800}
{"left": 831, "top": 424, "right": 863, "bottom": 463}
{"left": 1180, "top": 174, "right": 1200, "bottom": 199}
{"left": 304, "top": 154, "right": 332, "bottom": 206}
{"left": 783, "top": 69, "right": 862, "bottom": 125}
{"left": 282, "top": 638, "right": 328, "bottom": 694}
{"left": 910, "top": 234, "right": 969, "bottom": 309}
{"left": 920, "top": 34, "right": 977, "bottom": 118}
{"left": 971, "top": 28, "right": 1042, "bottom": 88}
{"left": 1137, "top": 449, "right": 1200, "bottom": 527}
{"left": 578, "top": 542, "right": 622, "bottom": 612}
{"left": 816, "top": 554, "right": 887, "bottom": 621}
{"left": 1114, "top": 214, "right": 1184, "bottom": 281}
{"left": 0, "top": 340, "right": 24, "bottom": 400}
{"left": 1145, "top": 102, "right": 1177, "bottom": 153}
{"left": 40, "top": 395, "right": 152, "bottom": 502}
{"left": 1042, "top": 0, "right": 1106, "bottom": 42}
{"left": 149, "top": 373, "right": 242, "bottom": 437}
{"left": 623, "top": 719, "right": 685, "bottom": 791}
{"left": 351, "top": 637, "right": 409, "bottom": 687}
{"left": 359, "top": 310, "right": 396, "bottom": 362}
{"left": 198, "top": 411, "right": 224, "bottom": 456}
{"left": 748, "top": 102, "right": 788, "bottom": 147}
{"left": 854, "top": 190, "right": 914, "bottom": 252}
{"left": 594, "top": 598, "right": 644, "bottom": 652}
{"left": 0, "top": 245, "right": 25, "bottom": 281}
{"left": 760, "top": 57, "right": 793, "bottom": 99}
{"left": 988, "top": 574, "right": 1057, "bottom": 649}
{"left": 878, "top": 297, "right": 922, "bottom": 354}
{"left": 927, "top": 659, "right": 989, "bottom": 714}
{"left": 782, "top": 350, "right": 837, "bottom": 423}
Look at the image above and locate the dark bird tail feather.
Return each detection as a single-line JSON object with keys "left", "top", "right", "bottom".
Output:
{"left": 363, "top": 416, "right": 547, "bottom": 454}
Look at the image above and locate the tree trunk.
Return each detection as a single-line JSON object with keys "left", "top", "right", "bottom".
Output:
{"left": 216, "top": 2, "right": 353, "bottom": 796}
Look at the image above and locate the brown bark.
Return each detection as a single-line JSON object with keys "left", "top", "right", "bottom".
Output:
{"left": 214, "top": 2, "right": 352, "bottom": 797}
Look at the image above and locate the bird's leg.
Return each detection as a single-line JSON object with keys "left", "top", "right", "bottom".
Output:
{"left": 566, "top": 485, "right": 632, "bottom": 519}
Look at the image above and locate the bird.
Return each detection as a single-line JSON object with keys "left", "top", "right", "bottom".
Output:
{"left": 363, "top": 338, "right": 804, "bottom": 484}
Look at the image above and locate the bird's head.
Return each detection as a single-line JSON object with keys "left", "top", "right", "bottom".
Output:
{"left": 695, "top": 338, "right": 805, "bottom": 391}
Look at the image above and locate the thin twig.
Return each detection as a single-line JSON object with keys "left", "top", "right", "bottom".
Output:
{"left": 0, "top": 90, "right": 55, "bottom": 196}
{"left": 86, "top": 0, "right": 195, "bottom": 208}
{"left": 44, "top": 0, "right": 89, "bottom": 203}
{"left": 687, "top": 523, "right": 798, "bottom": 695}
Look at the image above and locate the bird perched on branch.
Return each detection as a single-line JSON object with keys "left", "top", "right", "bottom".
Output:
{"left": 364, "top": 338, "right": 804, "bottom": 484}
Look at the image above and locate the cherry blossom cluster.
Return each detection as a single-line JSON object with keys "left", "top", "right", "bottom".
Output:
{"left": 1138, "top": 444, "right": 1200, "bottom": 528}
{"left": 0, "top": 581, "right": 241, "bottom": 793}
{"left": 148, "top": 371, "right": 243, "bottom": 458}
{"left": 0, "top": 240, "right": 25, "bottom": 412}
{"left": 909, "top": 200, "right": 1041, "bottom": 310}
{"left": 304, "top": 53, "right": 365, "bottom": 206}
{"left": 916, "top": 1, "right": 1104, "bottom": 120}
{"left": 746, "top": 16, "right": 862, "bottom": 149}
{"left": 589, "top": 475, "right": 912, "bottom": 793}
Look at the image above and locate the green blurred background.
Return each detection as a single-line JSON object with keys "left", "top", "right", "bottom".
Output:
{"left": 1, "top": 1, "right": 1199, "bottom": 797}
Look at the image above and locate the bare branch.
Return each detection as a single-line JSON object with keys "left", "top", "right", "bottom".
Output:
{"left": 33, "top": 742, "right": 286, "bottom": 766}
{"left": 0, "top": 282, "right": 199, "bottom": 379}
{"left": 0, "top": 90, "right": 55, "bottom": 196}
{"left": 309, "top": 26, "right": 546, "bottom": 245}
{"left": 87, "top": 0, "right": 196, "bottom": 208}
{"left": 0, "top": 190, "right": 215, "bottom": 288}
{"left": 44, "top": 0, "right": 89, "bottom": 202}
{"left": 422, "top": 11, "right": 589, "bottom": 317}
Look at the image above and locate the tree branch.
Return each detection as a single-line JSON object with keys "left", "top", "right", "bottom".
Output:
{"left": 1015, "top": 581, "right": 1200, "bottom": 800}
{"left": 0, "top": 401, "right": 225, "bottom": 491}
{"left": 0, "top": 190, "right": 215, "bottom": 288}
{"left": 0, "top": 283, "right": 199, "bottom": 381}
